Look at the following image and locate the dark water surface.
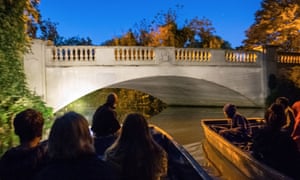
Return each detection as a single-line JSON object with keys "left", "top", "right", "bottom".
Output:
{"left": 70, "top": 106, "right": 265, "bottom": 180}
{"left": 148, "top": 107, "right": 265, "bottom": 180}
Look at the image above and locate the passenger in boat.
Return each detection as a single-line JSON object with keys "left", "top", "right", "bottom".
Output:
{"left": 35, "top": 111, "right": 120, "bottom": 180}
{"left": 91, "top": 92, "right": 121, "bottom": 156}
{"left": 104, "top": 113, "right": 168, "bottom": 180}
{"left": 291, "top": 100, "right": 300, "bottom": 151}
{"left": 252, "top": 103, "right": 300, "bottom": 179}
{"left": 0, "top": 108, "right": 47, "bottom": 180}
{"left": 276, "top": 97, "right": 295, "bottom": 135}
{"left": 0, "top": 109, "right": 48, "bottom": 180}
{"left": 219, "top": 103, "right": 250, "bottom": 142}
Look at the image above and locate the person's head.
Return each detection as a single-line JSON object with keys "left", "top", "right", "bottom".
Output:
{"left": 118, "top": 113, "right": 152, "bottom": 145}
{"left": 275, "top": 96, "right": 289, "bottom": 109}
{"left": 265, "top": 103, "right": 286, "bottom": 130}
{"left": 106, "top": 92, "right": 118, "bottom": 108}
{"left": 223, "top": 103, "right": 236, "bottom": 118}
{"left": 48, "top": 111, "right": 95, "bottom": 159}
{"left": 13, "top": 108, "right": 44, "bottom": 144}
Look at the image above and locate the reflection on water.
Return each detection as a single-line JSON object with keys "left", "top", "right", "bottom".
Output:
{"left": 65, "top": 105, "right": 265, "bottom": 180}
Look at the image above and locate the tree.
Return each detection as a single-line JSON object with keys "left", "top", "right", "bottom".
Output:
{"left": 55, "top": 36, "right": 93, "bottom": 46}
{"left": 148, "top": 22, "right": 178, "bottom": 47}
{"left": 244, "top": 0, "right": 300, "bottom": 52}
{"left": 0, "top": 0, "right": 53, "bottom": 155}
{"left": 39, "top": 18, "right": 59, "bottom": 43}
{"left": 102, "top": 7, "right": 231, "bottom": 49}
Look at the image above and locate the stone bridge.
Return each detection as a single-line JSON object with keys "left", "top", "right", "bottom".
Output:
{"left": 23, "top": 40, "right": 300, "bottom": 111}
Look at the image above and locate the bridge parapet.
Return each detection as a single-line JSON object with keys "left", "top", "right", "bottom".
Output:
{"left": 277, "top": 52, "right": 300, "bottom": 64}
{"left": 24, "top": 40, "right": 300, "bottom": 110}
{"left": 46, "top": 46, "right": 262, "bottom": 67}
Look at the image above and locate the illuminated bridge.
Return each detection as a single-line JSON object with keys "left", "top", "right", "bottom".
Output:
{"left": 23, "top": 40, "right": 300, "bottom": 111}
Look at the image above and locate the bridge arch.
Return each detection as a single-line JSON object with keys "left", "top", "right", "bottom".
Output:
{"left": 108, "top": 76, "right": 260, "bottom": 107}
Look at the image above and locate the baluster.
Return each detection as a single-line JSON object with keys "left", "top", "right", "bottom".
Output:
{"left": 240, "top": 53, "right": 244, "bottom": 62}
{"left": 194, "top": 50, "right": 197, "bottom": 61}
{"left": 57, "top": 48, "right": 61, "bottom": 60}
{"left": 77, "top": 49, "right": 81, "bottom": 61}
{"left": 67, "top": 49, "right": 71, "bottom": 61}
{"left": 225, "top": 51, "right": 229, "bottom": 62}
{"left": 132, "top": 48, "right": 136, "bottom": 60}
{"left": 118, "top": 48, "right": 121, "bottom": 60}
{"left": 52, "top": 48, "right": 56, "bottom": 60}
{"left": 62, "top": 49, "right": 66, "bottom": 61}
{"left": 123, "top": 48, "right": 126, "bottom": 60}
{"left": 136, "top": 49, "right": 140, "bottom": 60}
{"left": 114, "top": 48, "right": 118, "bottom": 60}
{"left": 199, "top": 51, "right": 202, "bottom": 61}
{"left": 83, "top": 49, "right": 86, "bottom": 61}
{"left": 142, "top": 49, "right": 145, "bottom": 60}
{"left": 128, "top": 48, "right": 132, "bottom": 60}
{"left": 72, "top": 49, "right": 76, "bottom": 61}
{"left": 146, "top": 49, "right": 150, "bottom": 60}
{"left": 150, "top": 49, "right": 154, "bottom": 60}
{"left": 229, "top": 52, "right": 234, "bottom": 62}
{"left": 87, "top": 49, "right": 90, "bottom": 60}
{"left": 176, "top": 49, "right": 181, "bottom": 61}
{"left": 92, "top": 49, "right": 95, "bottom": 60}
{"left": 150, "top": 49, "right": 153, "bottom": 60}
{"left": 206, "top": 51, "right": 210, "bottom": 61}
{"left": 249, "top": 53, "right": 253, "bottom": 63}
{"left": 191, "top": 50, "right": 195, "bottom": 61}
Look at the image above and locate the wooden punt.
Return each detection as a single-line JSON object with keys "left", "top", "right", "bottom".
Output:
{"left": 200, "top": 118, "right": 293, "bottom": 180}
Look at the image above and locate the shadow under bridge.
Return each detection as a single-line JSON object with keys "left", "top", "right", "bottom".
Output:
{"left": 108, "top": 76, "right": 259, "bottom": 107}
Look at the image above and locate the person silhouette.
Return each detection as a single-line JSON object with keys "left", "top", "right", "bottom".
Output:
{"left": 91, "top": 93, "right": 121, "bottom": 156}
{"left": 219, "top": 103, "right": 250, "bottom": 142}
{"left": 104, "top": 113, "right": 168, "bottom": 180}
{"left": 35, "top": 111, "right": 120, "bottom": 180}
{"left": 0, "top": 109, "right": 48, "bottom": 180}
{"left": 252, "top": 103, "right": 300, "bottom": 179}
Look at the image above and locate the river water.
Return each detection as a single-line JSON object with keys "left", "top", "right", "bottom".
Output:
{"left": 66, "top": 105, "right": 265, "bottom": 180}
{"left": 148, "top": 106, "right": 265, "bottom": 180}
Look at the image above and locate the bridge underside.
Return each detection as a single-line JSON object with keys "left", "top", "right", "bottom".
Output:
{"left": 108, "top": 76, "right": 259, "bottom": 107}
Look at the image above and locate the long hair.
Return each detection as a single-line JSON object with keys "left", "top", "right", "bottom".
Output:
{"left": 106, "top": 113, "right": 165, "bottom": 180}
{"left": 48, "top": 111, "right": 95, "bottom": 159}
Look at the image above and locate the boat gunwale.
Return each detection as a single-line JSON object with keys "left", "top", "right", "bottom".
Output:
{"left": 200, "top": 118, "right": 293, "bottom": 180}
{"left": 150, "top": 124, "right": 213, "bottom": 180}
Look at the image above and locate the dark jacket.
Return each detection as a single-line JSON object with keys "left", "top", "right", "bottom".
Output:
{"left": 35, "top": 154, "right": 120, "bottom": 180}
{"left": 91, "top": 103, "right": 120, "bottom": 137}
{"left": 252, "top": 127, "right": 300, "bottom": 179}
{"left": 0, "top": 141, "right": 48, "bottom": 180}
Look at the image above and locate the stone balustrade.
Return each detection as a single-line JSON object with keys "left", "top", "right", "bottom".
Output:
{"left": 277, "top": 52, "right": 300, "bottom": 64}
{"left": 51, "top": 46, "right": 96, "bottom": 61}
{"left": 46, "top": 46, "right": 265, "bottom": 67}
{"left": 175, "top": 48, "right": 211, "bottom": 62}
{"left": 114, "top": 47, "right": 154, "bottom": 61}
{"left": 225, "top": 50, "right": 258, "bottom": 63}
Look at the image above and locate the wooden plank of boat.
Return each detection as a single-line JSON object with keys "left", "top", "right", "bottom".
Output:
{"left": 150, "top": 125, "right": 213, "bottom": 180}
{"left": 200, "top": 118, "right": 293, "bottom": 180}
